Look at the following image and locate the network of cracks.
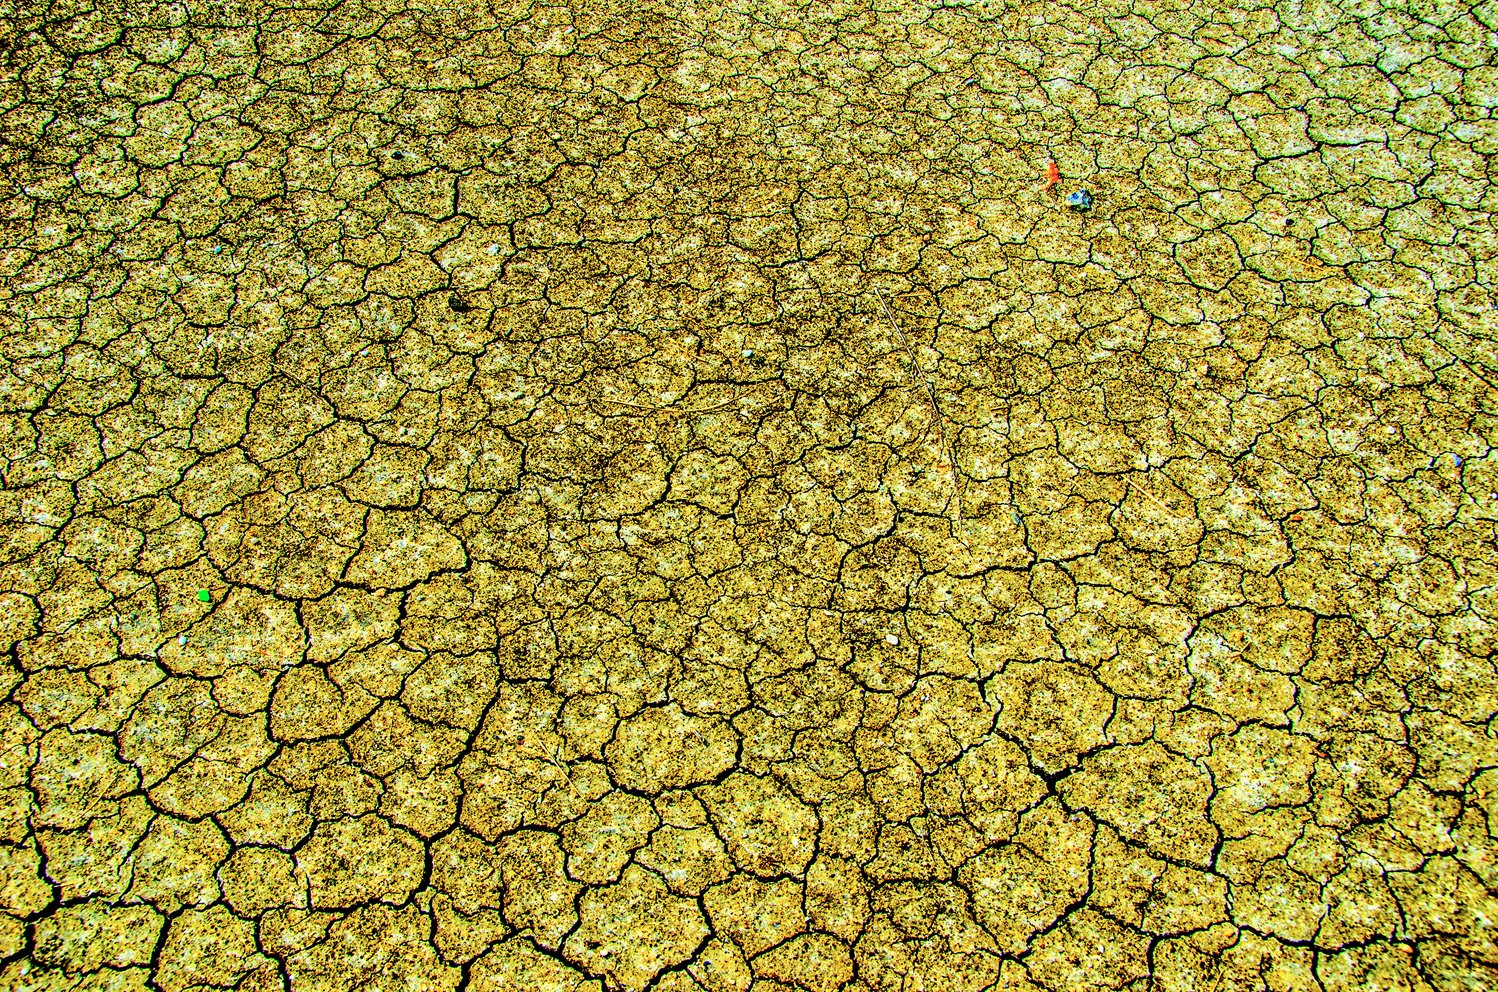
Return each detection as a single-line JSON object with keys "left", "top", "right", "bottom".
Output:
{"left": 2, "top": 2, "right": 1496, "bottom": 991}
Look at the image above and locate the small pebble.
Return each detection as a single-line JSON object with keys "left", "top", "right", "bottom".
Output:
{"left": 885, "top": 634, "right": 899, "bottom": 646}
{"left": 197, "top": 589, "right": 212, "bottom": 603}
{"left": 177, "top": 634, "right": 186, "bottom": 646}
{"left": 1065, "top": 190, "right": 1093, "bottom": 211}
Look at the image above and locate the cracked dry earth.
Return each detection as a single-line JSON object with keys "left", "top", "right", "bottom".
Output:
{"left": 4, "top": 0, "right": 1498, "bottom": 990}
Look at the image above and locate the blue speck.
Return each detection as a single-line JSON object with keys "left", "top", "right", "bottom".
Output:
{"left": 1066, "top": 190, "right": 1093, "bottom": 211}
{"left": 213, "top": 246, "right": 222, "bottom": 254}
{"left": 1453, "top": 454, "right": 1462, "bottom": 467}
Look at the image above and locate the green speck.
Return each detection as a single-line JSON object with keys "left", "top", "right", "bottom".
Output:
{"left": 197, "top": 589, "right": 212, "bottom": 603}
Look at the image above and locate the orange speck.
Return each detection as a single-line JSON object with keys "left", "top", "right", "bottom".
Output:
{"left": 1045, "top": 160, "right": 1060, "bottom": 189}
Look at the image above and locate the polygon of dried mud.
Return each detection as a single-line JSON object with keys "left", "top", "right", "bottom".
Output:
{"left": 2, "top": 1, "right": 1497, "bottom": 991}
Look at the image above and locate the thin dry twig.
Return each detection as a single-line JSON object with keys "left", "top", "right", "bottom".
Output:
{"left": 873, "top": 287, "right": 965, "bottom": 533}
{"left": 534, "top": 742, "right": 585, "bottom": 800}
{"left": 593, "top": 391, "right": 746, "bottom": 416}
{"left": 510, "top": 737, "right": 584, "bottom": 800}
{"left": 1129, "top": 477, "right": 1185, "bottom": 520}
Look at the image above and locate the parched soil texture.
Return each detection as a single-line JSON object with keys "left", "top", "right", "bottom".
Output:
{"left": 3, "top": 2, "right": 1497, "bottom": 991}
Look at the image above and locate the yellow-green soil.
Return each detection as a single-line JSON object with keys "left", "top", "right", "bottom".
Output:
{"left": 3, "top": 1, "right": 1497, "bottom": 990}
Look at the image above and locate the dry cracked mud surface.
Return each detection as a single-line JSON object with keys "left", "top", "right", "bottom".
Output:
{"left": 3, "top": 0, "right": 1498, "bottom": 989}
